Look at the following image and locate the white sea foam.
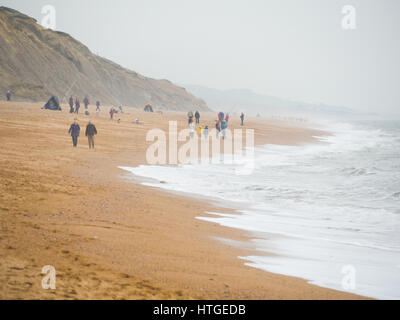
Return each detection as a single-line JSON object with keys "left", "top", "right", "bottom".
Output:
{"left": 119, "top": 120, "right": 400, "bottom": 299}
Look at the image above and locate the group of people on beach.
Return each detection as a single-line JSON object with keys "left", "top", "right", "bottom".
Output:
{"left": 66, "top": 98, "right": 133, "bottom": 149}
{"left": 67, "top": 94, "right": 100, "bottom": 148}
{"left": 68, "top": 119, "right": 98, "bottom": 149}
{"left": 69, "top": 95, "right": 101, "bottom": 115}
{"left": 109, "top": 106, "right": 124, "bottom": 120}
{"left": 65, "top": 99, "right": 245, "bottom": 149}
{"left": 187, "top": 111, "right": 245, "bottom": 140}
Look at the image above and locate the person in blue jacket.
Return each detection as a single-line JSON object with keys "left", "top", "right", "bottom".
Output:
{"left": 75, "top": 98, "right": 80, "bottom": 114}
{"left": 221, "top": 120, "right": 228, "bottom": 140}
{"left": 215, "top": 120, "right": 221, "bottom": 139}
{"left": 83, "top": 96, "right": 90, "bottom": 109}
{"left": 68, "top": 120, "right": 80, "bottom": 147}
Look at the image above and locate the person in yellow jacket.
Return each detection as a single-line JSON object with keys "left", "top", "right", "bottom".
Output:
{"left": 197, "top": 125, "right": 203, "bottom": 138}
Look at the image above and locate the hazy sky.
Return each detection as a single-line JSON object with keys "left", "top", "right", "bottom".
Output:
{"left": 1, "top": 0, "right": 399, "bottom": 113}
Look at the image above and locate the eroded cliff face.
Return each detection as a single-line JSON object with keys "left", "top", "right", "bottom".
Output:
{"left": 0, "top": 7, "right": 209, "bottom": 111}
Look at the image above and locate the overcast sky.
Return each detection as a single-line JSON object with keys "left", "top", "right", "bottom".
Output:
{"left": 1, "top": 0, "right": 399, "bottom": 114}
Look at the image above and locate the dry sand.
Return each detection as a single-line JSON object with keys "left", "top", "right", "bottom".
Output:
{"left": 0, "top": 101, "right": 368, "bottom": 299}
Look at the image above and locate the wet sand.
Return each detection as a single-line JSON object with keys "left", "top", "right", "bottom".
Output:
{"left": 0, "top": 101, "right": 368, "bottom": 299}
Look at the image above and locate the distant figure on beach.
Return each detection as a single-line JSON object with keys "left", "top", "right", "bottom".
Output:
{"left": 221, "top": 120, "right": 227, "bottom": 140}
{"left": 83, "top": 96, "right": 90, "bottom": 109}
{"left": 96, "top": 101, "right": 100, "bottom": 111}
{"left": 144, "top": 103, "right": 153, "bottom": 112}
{"left": 215, "top": 120, "right": 221, "bottom": 139}
{"left": 85, "top": 120, "right": 97, "bottom": 149}
{"left": 189, "top": 122, "right": 195, "bottom": 138}
{"left": 109, "top": 108, "right": 115, "bottom": 120}
{"left": 195, "top": 111, "right": 200, "bottom": 124}
{"left": 203, "top": 126, "right": 209, "bottom": 139}
{"left": 197, "top": 125, "right": 202, "bottom": 138}
{"left": 188, "top": 111, "right": 194, "bottom": 125}
{"left": 69, "top": 96, "right": 74, "bottom": 113}
{"left": 240, "top": 113, "right": 245, "bottom": 126}
{"left": 119, "top": 106, "right": 124, "bottom": 114}
{"left": 75, "top": 98, "right": 80, "bottom": 114}
{"left": 225, "top": 113, "right": 230, "bottom": 123}
{"left": 68, "top": 120, "right": 80, "bottom": 148}
{"left": 6, "top": 90, "right": 11, "bottom": 101}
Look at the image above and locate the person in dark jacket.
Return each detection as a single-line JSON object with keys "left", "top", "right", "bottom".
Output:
{"left": 83, "top": 96, "right": 89, "bottom": 109}
{"left": 221, "top": 120, "right": 228, "bottom": 140}
{"left": 6, "top": 90, "right": 11, "bottom": 101}
{"left": 195, "top": 111, "right": 200, "bottom": 124}
{"left": 240, "top": 112, "right": 245, "bottom": 126}
{"left": 68, "top": 120, "right": 80, "bottom": 147}
{"left": 215, "top": 120, "right": 221, "bottom": 139}
{"left": 96, "top": 101, "right": 101, "bottom": 111}
{"left": 187, "top": 111, "right": 194, "bottom": 125}
{"left": 75, "top": 98, "right": 80, "bottom": 114}
{"left": 69, "top": 96, "right": 74, "bottom": 113}
{"left": 85, "top": 120, "right": 97, "bottom": 149}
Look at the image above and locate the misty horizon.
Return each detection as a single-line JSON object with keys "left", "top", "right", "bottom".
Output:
{"left": 1, "top": 0, "right": 399, "bottom": 115}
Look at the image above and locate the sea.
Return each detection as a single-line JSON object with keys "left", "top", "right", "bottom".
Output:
{"left": 120, "top": 119, "right": 400, "bottom": 299}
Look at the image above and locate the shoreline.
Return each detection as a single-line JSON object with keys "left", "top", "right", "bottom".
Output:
{"left": 0, "top": 101, "right": 369, "bottom": 299}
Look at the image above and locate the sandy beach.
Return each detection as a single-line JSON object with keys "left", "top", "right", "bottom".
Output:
{"left": 0, "top": 101, "right": 368, "bottom": 300}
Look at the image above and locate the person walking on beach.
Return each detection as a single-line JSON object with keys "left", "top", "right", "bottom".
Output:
{"left": 221, "top": 120, "right": 227, "bottom": 140}
{"left": 96, "top": 101, "right": 101, "bottom": 111}
{"left": 69, "top": 96, "right": 74, "bottom": 113}
{"left": 109, "top": 108, "right": 115, "bottom": 120}
{"left": 83, "top": 96, "right": 90, "bottom": 109}
{"left": 203, "top": 126, "right": 208, "bottom": 139}
{"left": 203, "top": 126, "right": 209, "bottom": 139}
{"left": 75, "top": 98, "right": 80, "bottom": 114}
{"left": 68, "top": 120, "right": 80, "bottom": 148}
{"left": 6, "top": 90, "right": 11, "bottom": 101}
{"left": 197, "top": 125, "right": 203, "bottom": 138}
{"left": 215, "top": 120, "right": 221, "bottom": 139}
{"left": 195, "top": 111, "right": 200, "bottom": 124}
{"left": 225, "top": 113, "right": 230, "bottom": 123}
{"left": 188, "top": 111, "right": 194, "bottom": 125}
{"left": 240, "top": 112, "right": 245, "bottom": 126}
{"left": 85, "top": 120, "right": 97, "bottom": 149}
